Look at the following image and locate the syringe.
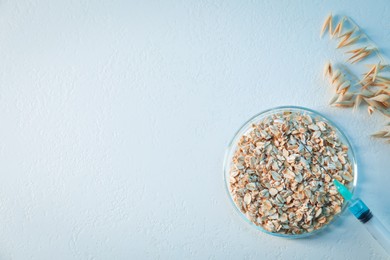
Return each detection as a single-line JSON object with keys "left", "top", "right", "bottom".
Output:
{"left": 333, "top": 180, "right": 390, "bottom": 256}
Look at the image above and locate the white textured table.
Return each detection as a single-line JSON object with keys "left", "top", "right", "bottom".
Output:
{"left": 0, "top": 0, "right": 389, "bottom": 259}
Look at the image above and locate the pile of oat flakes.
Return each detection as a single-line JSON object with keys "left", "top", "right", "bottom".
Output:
{"left": 229, "top": 111, "right": 353, "bottom": 235}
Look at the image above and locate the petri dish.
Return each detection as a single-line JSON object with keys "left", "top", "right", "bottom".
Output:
{"left": 223, "top": 106, "right": 358, "bottom": 238}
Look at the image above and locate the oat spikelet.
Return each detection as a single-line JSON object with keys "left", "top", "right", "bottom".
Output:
{"left": 381, "top": 131, "right": 390, "bottom": 137}
{"left": 323, "top": 61, "right": 333, "bottom": 79}
{"left": 332, "top": 19, "right": 344, "bottom": 38}
{"left": 361, "top": 82, "right": 373, "bottom": 90}
{"left": 370, "top": 94, "right": 390, "bottom": 103}
{"left": 351, "top": 49, "right": 372, "bottom": 64}
{"left": 337, "top": 28, "right": 354, "bottom": 47}
{"left": 376, "top": 76, "right": 390, "bottom": 84}
{"left": 368, "top": 106, "right": 374, "bottom": 115}
{"left": 343, "top": 92, "right": 355, "bottom": 101}
{"left": 353, "top": 95, "right": 362, "bottom": 111}
{"left": 331, "top": 100, "right": 355, "bottom": 108}
{"left": 361, "top": 64, "right": 378, "bottom": 83}
{"left": 337, "top": 92, "right": 354, "bottom": 102}
{"left": 321, "top": 14, "right": 333, "bottom": 38}
{"left": 377, "top": 107, "right": 390, "bottom": 117}
{"left": 370, "top": 82, "right": 390, "bottom": 89}
{"left": 365, "top": 64, "right": 388, "bottom": 70}
{"left": 372, "top": 62, "right": 379, "bottom": 82}
{"left": 371, "top": 131, "right": 388, "bottom": 138}
{"left": 371, "top": 124, "right": 390, "bottom": 142}
{"left": 337, "top": 81, "right": 351, "bottom": 93}
{"left": 370, "top": 83, "right": 389, "bottom": 88}
{"left": 329, "top": 15, "right": 333, "bottom": 37}
{"left": 346, "top": 47, "right": 366, "bottom": 54}
{"left": 364, "top": 97, "right": 384, "bottom": 111}
{"left": 347, "top": 47, "right": 367, "bottom": 63}
{"left": 331, "top": 70, "right": 342, "bottom": 83}
{"left": 337, "top": 34, "right": 360, "bottom": 49}
{"left": 339, "top": 28, "right": 355, "bottom": 38}
{"left": 360, "top": 89, "right": 375, "bottom": 98}
{"left": 329, "top": 93, "right": 339, "bottom": 105}
{"left": 372, "top": 99, "right": 387, "bottom": 108}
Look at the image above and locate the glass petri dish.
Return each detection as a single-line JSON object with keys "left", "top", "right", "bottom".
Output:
{"left": 223, "top": 106, "right": 358, "bottom": 238}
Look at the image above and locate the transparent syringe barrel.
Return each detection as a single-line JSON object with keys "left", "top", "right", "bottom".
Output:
{"left": 349, "top": 199, "right": 390, "bottom": 256}
{"left": 364, "top": 215, "right": 390, "bottom": 256}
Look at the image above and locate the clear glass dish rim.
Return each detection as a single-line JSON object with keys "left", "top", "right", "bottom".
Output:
{"left": 223, "top": 105, "right": 358, "bottom": 239}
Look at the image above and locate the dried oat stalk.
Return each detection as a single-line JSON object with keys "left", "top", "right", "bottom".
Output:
{"left": 321, "top": 14, "right": 390, "bottom": 144}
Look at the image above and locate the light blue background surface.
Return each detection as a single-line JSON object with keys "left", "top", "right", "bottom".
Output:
{"left": 0, "top": 0, "right": 389, "bottom": 259}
